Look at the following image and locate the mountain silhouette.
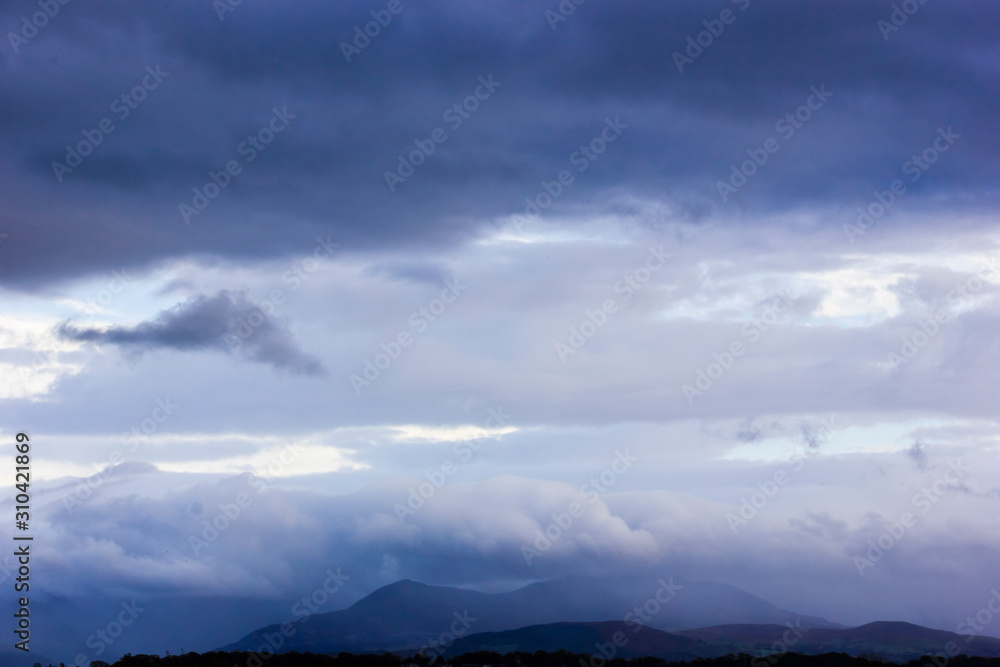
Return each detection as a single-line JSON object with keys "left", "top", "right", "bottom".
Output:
{"left": 675, "top": 621, "right": 1000, "bottom": 661}
{"left": 0, "top": 648, "right": 61, "bottom": 667}
{"left": 442, "top": 620, "right": 708, "bottom": 660}
{"left": 220, "top": 575, "right": 839, "bottom": 654}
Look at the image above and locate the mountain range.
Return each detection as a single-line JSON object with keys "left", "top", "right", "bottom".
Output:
{"left": 444, "top": 620, "right": 1000, "bottom": 663}
{"left": 220, "top": 577, "right": 1000, "bottom": 661}
{"left": 221, "top": 575, "right": 836, "bottom": 655}
{"left": 0, "top": 648, "right": 60, "bottom": 667}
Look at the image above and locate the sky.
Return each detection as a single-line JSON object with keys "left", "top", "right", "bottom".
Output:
{"left": 1, "top": 0, "right": 1000, "bottom": 661}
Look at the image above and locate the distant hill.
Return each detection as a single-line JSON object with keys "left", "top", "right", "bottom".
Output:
{"left": 509, "top": 576, "right": 841, "bottom": 632}
{"left": 442, "top": 621, "right": 709, "bottom": 660}
{"left": 434, "top": 619, "right": 1000, "bottom": 663}
{"left": 220, "top": 575, "right": 840, "bottom": 655}
{"left": 675, "top": 621, "right": 1000, "bottom": 661}
{"left": 0, "top": 648, "right": 61, "bottom": 667}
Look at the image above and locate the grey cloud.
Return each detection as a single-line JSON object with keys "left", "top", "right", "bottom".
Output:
{"left": 1, "top": 1, "right": 998, "bottom": 288}
{"left": 57, "top": 289, "right": 325, "bottom": 376}
{"left": 15, "top": 437, "right": 1000, "bottom": 657}
{"left": 907, "top": 440, "right": 928, "bottom": 468}
{"left": 735, "top": 417, "right": 764, "bottom": 443}
{"left": 365, "top": 260, "right": 451, "bottom": 285}
{"left": 4, "top": 3, "right": 1000, "bottom": 661}
{"left": 801, "top": 423, "right": 828, "bottom": 451}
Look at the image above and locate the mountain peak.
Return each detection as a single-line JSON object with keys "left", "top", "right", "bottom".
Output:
{"left": 221, "top": 575, "right": 845, "bottom": 655}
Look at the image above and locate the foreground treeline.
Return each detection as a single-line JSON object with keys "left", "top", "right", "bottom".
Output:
{"left": 54, "top": 651, "right": 1000, "bottom": 667}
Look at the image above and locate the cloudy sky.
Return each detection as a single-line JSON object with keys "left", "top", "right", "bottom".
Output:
{"left": 2, "top": 0, "right": 1000, "bottom": 660}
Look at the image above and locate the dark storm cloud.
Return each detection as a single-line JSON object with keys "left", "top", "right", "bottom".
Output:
{"left": 1, "top": 0, "right": 998, "bottom": 288}
{"left": 57, "top": 289, "right": 325, "bottom": 375}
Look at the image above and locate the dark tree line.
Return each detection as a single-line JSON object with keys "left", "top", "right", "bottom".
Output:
{"left": 32, "top": 651, "right": 1000, "bottom": 667}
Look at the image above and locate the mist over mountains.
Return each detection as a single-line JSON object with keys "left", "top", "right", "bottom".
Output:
{"left": 222, "top": 575, "right": 840, "bottom": 654}
{"left": 217, "top": 575, "right": 1000, "bottom": 661}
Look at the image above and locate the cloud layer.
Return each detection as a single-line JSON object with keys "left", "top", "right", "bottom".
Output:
{"left": 1, "top": 1, "right": 999, "bottom": 663}
{"left": 0, "top": 0, "right": 997, "bottom": 288}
